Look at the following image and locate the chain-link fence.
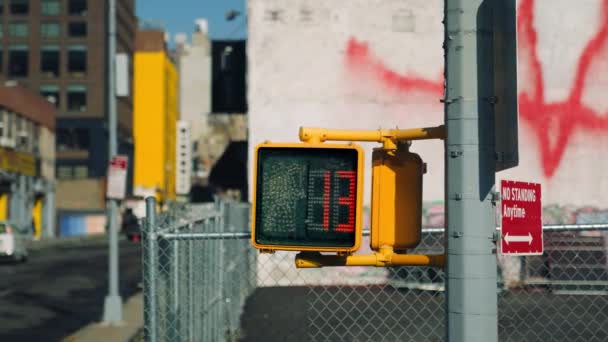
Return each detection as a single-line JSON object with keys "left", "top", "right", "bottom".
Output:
{"left": 143, "top": 199, "right": 608, "bottom": 341}
{"left": 142, "top": 199, "right": 255, "bottom": 342}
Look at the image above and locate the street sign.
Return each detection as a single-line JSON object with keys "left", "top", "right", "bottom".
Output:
{"left": 251, "top": 143, "right": 364, "bottom": 252}
{"left": 500, "top": 180, "right": 542, "bottom": 255}
{"left": 107, "top": 155, "right": 129, "bottom": 200}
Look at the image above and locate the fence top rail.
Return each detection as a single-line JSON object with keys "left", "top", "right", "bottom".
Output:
{"left": 419, "top": 224, "right": 608, "bottom": 234}
{"left": 154, "top": 214, "right": 223, "bottom": 234}
{"left": 154, "top": 223, "right": 608, "bottom": 241}
{"left": 159, "top": 232, "right": 251, "bottom": 240}
{"left": 541, "top": 223, "right": 608, "bottom": 231}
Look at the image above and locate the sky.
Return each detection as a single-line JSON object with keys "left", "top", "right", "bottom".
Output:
{"left": 136, "top": 0, "right": 247, "bottom": 42}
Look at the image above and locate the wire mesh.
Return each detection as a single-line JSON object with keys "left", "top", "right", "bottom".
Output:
{"left": 497, "top": 228, "right": 608, "bottom": 341}
{"left": 143, "top": 201, "right": 256, "bottom": 342}
{"left": 143, "top": 202, "right": 608, "bottom": 342}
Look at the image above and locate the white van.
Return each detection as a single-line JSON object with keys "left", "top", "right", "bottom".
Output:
{"left": 0, "top": 222, "right": 29, "bottom": 262}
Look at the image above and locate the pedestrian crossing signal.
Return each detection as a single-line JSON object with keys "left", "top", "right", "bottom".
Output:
{"left": 251, "top": 143, "right": 364, "bottom": 252}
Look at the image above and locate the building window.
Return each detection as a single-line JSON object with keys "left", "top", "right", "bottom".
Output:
{"left": 57, "top": 165, "right": 87, "bottom": 179}
{"left": 57, "top": 166, "right": 72, "bottom": 179}
{"left": 41, "top": 22, "right": 60, "bottom": 38}
{"left": 3, "top": 111, "right": 13, "bottom": 142}
{"left": 0, "top": 49, "right": 3, "bottom": 73}
{"left": 41, "top": 45, "right": 60, "bottom": 77}
{"left": 15, "top": 116, "right": 28, "bottom": 151}
{"left": 56, "top": 128, "right": 69, "bottom": 150}
{"left": 31, "top": 123, "right": 39, "bottom": 155}
{"left": 23, "top": 119, "right": 34, "bottom": 152}
{"left": 57, "top": 126, "right": 89, "bottom": 150}
{"left": 9, "top": 22, "right": 28, "bottom": 37}
{"left": 67, "top": 85, "right": 87, "bottom": 112}
{"left": 68, "top": 45, "right": 86, "bottom": 76}
{"left": 68, "top": 22, "right": 87, "bottom": 37}
{"left": 8, "top": 45, "right": 28, "bottom": 77}
{"left": 40, "top": 85, "right": 60, "bottom": 108}
{"left": 0, "top": 110, "right": 17, "bottom": 148}
{"left": 74, "top": 165, "right": 88, "bottom": 178}
{"left": 41, "top": 0, "right": 60, "bottom": 15}
{"left": 68, "top": 0, "right": 86, "bottom": 16}
{"left": 0, "top": 110, "right": 4, "bottom": 139}
{"left": 0, "top": 25, "right": 3, "bottom": 38}
{"left": 0, "top": 0, "right": 3, "bottom": 14}
{"left": 10, "top": 0, "right": 28, "bottom": 15}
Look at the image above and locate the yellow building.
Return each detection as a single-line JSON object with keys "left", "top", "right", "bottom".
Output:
{"left": 133, "top": 30, "right": 179, "bottom": 204}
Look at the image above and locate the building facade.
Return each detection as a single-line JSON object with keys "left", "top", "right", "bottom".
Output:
{"left": 248, "top": 0, "right": 608, "bottom": 226}
{"left": 133, "top": 28, "right": 179, "bottom": 205}
{"left": 176, "top": 20, "right": 248, "bottom": 199}
{"left": 0, "top": 83, "right": 56, "bottom": 238}
{"left": 0, "top": 0, "right": 136, "bottom": 219}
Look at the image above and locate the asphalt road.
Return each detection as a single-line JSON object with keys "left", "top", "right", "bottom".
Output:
{"left": 239, "top": 286, "right": 608, "bottom": 342}
{"left": 0, "top": 237, "right": 142, "bottom": 342}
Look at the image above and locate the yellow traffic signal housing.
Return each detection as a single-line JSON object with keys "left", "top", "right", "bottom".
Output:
{"left": 370, "top": 146, "right": 424, "bottom": 252}
{"left": 251, "top": 142, "right": 364, "bottom": 253}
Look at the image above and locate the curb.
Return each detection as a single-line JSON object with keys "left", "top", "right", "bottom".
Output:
{"left": 26, "top": 234, "right": 125, "bottom": 251}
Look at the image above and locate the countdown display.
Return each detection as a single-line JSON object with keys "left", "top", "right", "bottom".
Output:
{"left": 252, "top": 143, "right": 363, "bottom": 252}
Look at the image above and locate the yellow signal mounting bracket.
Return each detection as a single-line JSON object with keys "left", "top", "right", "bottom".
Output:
{"left": 294, "top": 124, "right": 447, "bottom": 268}
{"left": 295, "top": 246, "right": 445, "bottom": 268}
{"left": 299, "top": 125, "right": 445, "bottom": 149}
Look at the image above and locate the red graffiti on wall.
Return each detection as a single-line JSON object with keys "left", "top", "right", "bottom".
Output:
{"left": 345, "top": 0, "right": 608, "bottom": 178}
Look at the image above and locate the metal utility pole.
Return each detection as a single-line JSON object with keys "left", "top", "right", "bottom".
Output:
{"left": 102, "top": 0, "right": 122, "bottom": 324}
{"left": 444, "top": 0, "right": 498, "bottom": 341}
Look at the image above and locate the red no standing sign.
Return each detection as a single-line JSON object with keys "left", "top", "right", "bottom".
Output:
{"left": 500, "top": 180, "right": 543, "bottom": 255}
{"left": 107, "top": 155, "right": 129, "bottom": 200}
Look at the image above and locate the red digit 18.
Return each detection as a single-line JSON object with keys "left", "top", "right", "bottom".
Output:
{"left": 335, "top": 171, "right": 356, "bottom": 232}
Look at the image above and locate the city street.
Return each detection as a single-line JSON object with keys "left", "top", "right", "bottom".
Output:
{"left": 0, "top": 0, "right": 605, "bottom": 341}
{"left": 0, "top": 238, "right": 142, "bottom": 342}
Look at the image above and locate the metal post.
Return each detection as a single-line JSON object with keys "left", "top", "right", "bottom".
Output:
{"left": 171, "top": 236, "right": 180, "bottom": 339}
{"left": 203, "top": 218, "right": 211, "bottom": 342}
{"left": 188, "top": 225, "right": 194, "bottom": 342}
{"left": 218, "top": 203, "right": 226, "bottom": 340}
{"left": 9, "top": 175, "right": 25, "bottom": 229}
{"left": 144, "top": 197, "right": 158, "bottom": 342}
{"left": 20, "top": 176, "right": 29, "bottom": 231}
{"left": 444, "top": 0, "right": 498, "bottom": 341}
{"left": 42, "top": 181, "right": 55, "bottom": 238}
{"left": 103, "top": 0, "right": 122, "bottom": 324}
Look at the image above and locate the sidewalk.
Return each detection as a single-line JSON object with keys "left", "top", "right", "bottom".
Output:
{"left": 62, "top": 292, "right": 143, "bottom": 342}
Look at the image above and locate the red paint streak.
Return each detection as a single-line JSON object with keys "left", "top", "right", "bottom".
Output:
{"left": 518, "top": 0, "right": 608, "bottom": 177}
{"left": 346, "top": 38, "right": 444, "bottom": 95}
{"left": 345, "top": 0, "right": 608, "bottom": 178}
{"left": 323, "top": 171, "right": 330, "bottom": 231}
{"left": 336, "top": 171, "right": 356, "bottom": 233}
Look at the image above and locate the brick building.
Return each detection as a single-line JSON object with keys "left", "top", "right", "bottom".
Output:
{"left": 0, "top": 0, "right": 137, "bottom": 231}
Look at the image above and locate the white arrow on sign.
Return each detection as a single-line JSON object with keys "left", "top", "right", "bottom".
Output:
{"left": 504, "top": 232, "right": 533, "bottom": 245}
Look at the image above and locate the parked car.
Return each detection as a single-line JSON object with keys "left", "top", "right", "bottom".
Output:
{"left": 0, "top": 221, "right": 28, "bottom": 262}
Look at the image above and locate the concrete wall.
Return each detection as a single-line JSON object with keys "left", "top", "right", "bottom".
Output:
{"left": 179, "top": 31, "right": 212, "bottom": 140}
{"left": 248, "top": 0, "right": 608, "bottom": 224}
{"left": 56, "top": 179, "right": 105, "bottom": 210}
